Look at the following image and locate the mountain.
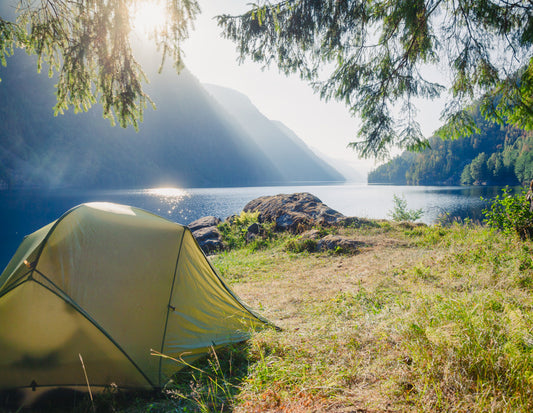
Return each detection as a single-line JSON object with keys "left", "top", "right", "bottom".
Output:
{"left": 310, "top": 150, "right": 366, "bottom": 183}
{"left": 368, "top": 105, "right": 533, "bottom": 186}
{"left": 0, "top": 53, "right": 343, "bottom": 189}
{"left": 204, "top": 84, "right": 345, "bottom": 184}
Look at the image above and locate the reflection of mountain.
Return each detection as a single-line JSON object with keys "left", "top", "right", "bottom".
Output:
{"left": 0, "top": 53, "right": 343, "bottom": 189}
{"left": 204, "top": 84, "right": 345, "bottom": 184}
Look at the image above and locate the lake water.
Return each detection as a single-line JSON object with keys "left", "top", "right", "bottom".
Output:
{"left": 0, "top": 183, "right": 513, "bottom": 270}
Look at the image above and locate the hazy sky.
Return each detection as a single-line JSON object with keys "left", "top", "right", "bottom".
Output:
{"left": 179, "top": 0, "right": 448, "bottom": 174}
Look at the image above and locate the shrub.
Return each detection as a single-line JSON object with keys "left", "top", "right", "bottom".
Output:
{"left": 388, "top": 194, "right": 423, "bottom": 222}
{"left": 218, "top": 211, "right": 260, "bottom": 249}
{"left": 483, "top": 187, "right": 533, "bottom": 240}
{"left": 218, "top": 211, "right": 275, "bottom": 250}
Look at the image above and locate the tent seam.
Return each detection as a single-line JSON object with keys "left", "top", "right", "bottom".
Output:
{"left": 186, "top": 228, "right": 281, "bottom": 331}
{"left": 31, "top": 204, "right": 85, "bottom": 270}
{"left": 0, "top": 269, "right": 32, "bottom": 299}
{"left": 158, "top": 228, "right": 186, "bottom": 387}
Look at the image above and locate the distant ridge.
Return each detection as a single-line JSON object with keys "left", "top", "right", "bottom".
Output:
{"left": 0, "top": 53, "right": 344, "bottom": 189}
{"left": 204, "top": 84, "right": 345, "bottom": 184}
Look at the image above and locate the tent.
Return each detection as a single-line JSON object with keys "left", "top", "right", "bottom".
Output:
{"left": 0, "top": 202, "right": 270, "bottom": 394}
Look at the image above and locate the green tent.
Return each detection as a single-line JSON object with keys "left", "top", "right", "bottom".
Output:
{"left": 0, "top": 202, "right": 269, "bottom": 395}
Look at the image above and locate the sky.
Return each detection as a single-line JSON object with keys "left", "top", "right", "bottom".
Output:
{"left": 177, "top": 0, "right": 448, "bottom": 175}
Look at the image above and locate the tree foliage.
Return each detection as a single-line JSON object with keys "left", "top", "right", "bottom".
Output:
{"left": 0, "top": 0, "right": 199, "bottom": 129}
{"left": 218, "top": 0, "right": 533, "bottom": 158}
{"left": 368, "top": 103, "right": 533, "bottom": 186}
{"left": 483, "top": 187, "right": 533, "bottom": 240}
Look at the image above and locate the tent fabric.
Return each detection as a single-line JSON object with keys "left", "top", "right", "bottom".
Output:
{"left": 0, "top": 202, "right": 270, "bottom": 392}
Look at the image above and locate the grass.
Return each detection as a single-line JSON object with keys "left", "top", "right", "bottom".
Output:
{"left": 209, "top": 222, "right": 533, "bottom": 412}
{"left": 8, "top": 221, "right": 533, "bottom": 412}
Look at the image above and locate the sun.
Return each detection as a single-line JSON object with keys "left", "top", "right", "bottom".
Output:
{"left": 131, "top": 0, "right": 167, "bottom": 34}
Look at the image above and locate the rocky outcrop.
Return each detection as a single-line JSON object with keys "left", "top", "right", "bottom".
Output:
{"left": 300, "top": 229, "right": 322, "bottom": 241}
{"left": 189, "top": 193, "right": 378, "bottom": 255}
{"left": 316, "top": 235, "right": 365, "bottom": 253}
{"left": 188, "top": 216, "right": 221, "bottom": 232}
{"left": 245, "top": 222, "right": 261, "bottom": 242}
{"left": 188, "top": 216, "right": 224, "bottom": 254}
{"left": 243, "top": 192, "right": 344, "bottom": 233}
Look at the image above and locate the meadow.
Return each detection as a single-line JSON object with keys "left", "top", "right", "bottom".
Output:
{"left": 11, "top": 217, "right": 533, "bottom": 412}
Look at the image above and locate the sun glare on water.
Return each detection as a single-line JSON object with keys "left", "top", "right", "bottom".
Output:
{"left": 131, "top": 1, "right": 167, "bottom": 34}
{"left": 144, "top": 187, "right": 191, "bottom": 218}
{"left": 146, "top": 187, "right": 189, "bottom": 199}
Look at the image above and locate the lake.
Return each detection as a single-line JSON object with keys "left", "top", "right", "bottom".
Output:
{"left": 0, "top": 183, "right": 514, "bottom": 270}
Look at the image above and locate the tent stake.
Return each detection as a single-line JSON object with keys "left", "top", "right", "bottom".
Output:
{"left": 79, "top": 353, "right": 95, "bottom": 412}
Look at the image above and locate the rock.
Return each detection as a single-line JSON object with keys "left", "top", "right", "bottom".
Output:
{"left": 225, "top": 214, "right": 238, "bottom": 224}
{"left": 245, "top": 222, "right": 261, "bottom": 243}
{"left": 188, "top": 216, "right": 224, "bottom": 254}
{"left": 275, "top": 212, "right": 315, "bottom": 233}
{"left": 247, "top": 222, "right": 261, "bottom": 235}
{"left": 316, "top": 235, "right": 364, "bottom": 254}
{"left": 191, "top": 226, "right": 224, "bottom": 254}
{"left": 199, "top": 238, "right": 224, "bottom": 255}
{"left": 243, "top": 193, "right": 344, "bottom": 233}
{"left": 300, "top": 229, "right": 322, "bottom": 240}
{"left": 192, "top": 226, "right": 220, "bottom": 242}
{"left": 188, "top": 216, "right": 221, "bottom": 232}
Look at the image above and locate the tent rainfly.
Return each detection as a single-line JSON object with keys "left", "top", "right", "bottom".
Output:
{"left": 0, "top": 202, "right": 271, "bottom": 394}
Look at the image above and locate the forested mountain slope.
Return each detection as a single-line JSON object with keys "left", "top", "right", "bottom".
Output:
{"left": 368, "top": 107, "right": 533, "bottom": 186}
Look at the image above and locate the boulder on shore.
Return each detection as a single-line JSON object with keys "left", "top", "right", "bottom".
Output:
{"left": 188, "top": 216, "right": 224, "bottom": 254}
{"left": 188, "top": 216, "right": 221, "bottom": 232}
{"left": 243, "top": 192, "right": 344, "bottom": 233}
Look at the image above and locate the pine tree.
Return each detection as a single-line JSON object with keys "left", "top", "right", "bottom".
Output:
{"left": 0, "top": 0, "right": 200, "bottom": 130}
{"left": 219, "top": 0, "right": 533, "bottom": 158}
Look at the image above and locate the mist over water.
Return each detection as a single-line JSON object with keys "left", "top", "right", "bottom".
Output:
{"left": 0, "top": 183, "right": 516, "bottom": 270}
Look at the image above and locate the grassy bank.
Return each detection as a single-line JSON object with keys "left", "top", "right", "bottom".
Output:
{"left": 16, "top": 221, "right": 533, "bottom": 412}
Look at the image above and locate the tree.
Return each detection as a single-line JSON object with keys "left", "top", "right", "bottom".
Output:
{"left": 469, "top": 152, "right": 488, "bottom": 183}
{"left": 515, "top": 151, "right": 533, "bottom": 184}
{"left": 460, "top": 164, "right": 473, "bottom": 185}
{"left": 0, "top": 0, "right": 199, "bottom": 130}
{"left": 486, "top": 152, "right": 504, "bottom": 182}
{"left": 218, "top": 0, "right": 533, "bottom": 158}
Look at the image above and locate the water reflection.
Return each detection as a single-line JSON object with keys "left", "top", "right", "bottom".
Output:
{"left": 143, "top": 187, "right": 189, "bottom": 199}
{"left": 140, "top": 187, "right": 192, "bottom": 217}
{"left": 409, "top": 186, "right": 519, "bottom": 224}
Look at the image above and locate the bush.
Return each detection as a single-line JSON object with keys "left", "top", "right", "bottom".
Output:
{"left": 218, "top": 211, "right": 275, "bottom": 250}
{"left": 483, "top": 187, "right": 533, "bottom": 240}
{"left": 388, "top": 194, "right": 423, "bottom": 222}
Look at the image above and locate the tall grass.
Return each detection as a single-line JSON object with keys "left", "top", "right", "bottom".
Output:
{"left": 210, "top": 222, "right": 533, "bottom": 412}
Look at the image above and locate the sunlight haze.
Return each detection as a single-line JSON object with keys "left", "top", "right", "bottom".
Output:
{"left": 180, "top": 0, "right": 448, "bottom": 176}
{"left": 131, "top": 0, "right": 167, "bottom": 34}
